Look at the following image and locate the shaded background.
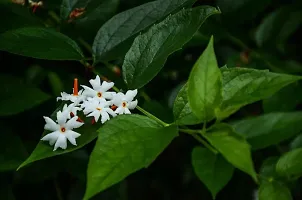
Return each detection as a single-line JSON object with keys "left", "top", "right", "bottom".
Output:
{"left": 1, "top": 0, "right": 302, "bottom": 199}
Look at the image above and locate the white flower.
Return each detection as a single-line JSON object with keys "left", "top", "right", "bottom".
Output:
{"left": 41, "top": 110, "right": 84, "bottom": 151}
{"left": 83, "top": 98, "right": 116, "bottom": 123}
{"left": 57, "top": 89, "right": 84, "bottom": 103}
{"left": 62, "top": 103, "right": 82, "bottom": 119}
{"left": 111, "top": 89, "right": 138, "bottom": 115}
{"left": 82, "top": 75, "right": 115, "bottom": 100}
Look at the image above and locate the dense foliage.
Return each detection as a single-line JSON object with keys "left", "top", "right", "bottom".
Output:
{"left": 1, "top": 0, "right": 302, "bottom": 199}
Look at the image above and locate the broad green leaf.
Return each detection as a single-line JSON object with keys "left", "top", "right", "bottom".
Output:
{"left": 0, "top": 131, "right": 27, "bottom": 171}
{"left": 173, "top": 84, "right": 200, "bottom": 125}
{"left": 84, "top": 115, "right": 178, "bottom": 200}
{"left": 17, "top": 105, "right": 102, "bottom": 170}
{"left": 276, "top": 148, "right": 302, "bottom": 178}
{"left": 232, "top": 112, "right": 302, "bottom": 150}
{"left": 263, "top": 83, "right": 302, "bottom": 113}
{"left": 259, "top": 181, "right": 292, "bottom": 200}
{"left": 92, "top": 0, "right": 197, "bottom": 63}
{"left": 217, "top": 67, "right": 302, "bottom": 119}
{"left": 0, "top": 74, "right": 51, "bottom": 116}
{"left": 0, "top": 27, "right": 84, "bottom": 60}
{"left": 290, "top": 134, "right": 302, "bottom": 150}
{"left": 60, "top": 0, "right": 88, "bottom": 20}
{"left": 204, "top": 124, "right": 257, "bottom": 182}
{"left": 259, "top": 157, "right": 282, "bottom": 184}
{"left": 255, "top": 6, "right": 302, "bottom": 52}
{"left": 192, "top": 147, "right": 234, "bottom": 199}
{"left": 123, "top": 7, "right": 220, "bottom": 89}
{"left": 188, "top": 36, "right": 222, "bottom": 122}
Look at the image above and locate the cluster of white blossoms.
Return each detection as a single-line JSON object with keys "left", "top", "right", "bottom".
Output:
{"left": 41, "top": 75, "right": 138, "bottom": 151}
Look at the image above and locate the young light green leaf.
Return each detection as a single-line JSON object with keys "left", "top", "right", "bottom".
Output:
{"left": 232, "top": 112, "right": 302, "bottom": 150}
{"left": 92, "top": 0, "right": 197, "bottom": 63}
{"left": 84, "top": 115, "right": 178, "bottom": 200}
{"left": 0, "top": 74, "right": 51, "bottom": 116}
{"left": 259, "top": 181, "right": 292, "bottom": 200}
{"left": 0, "top": 27, "right": 84, "bottom": 60}
{"left": 17, "top": 105, "right": 102, "bottom": 170}
{"left": 173, "top": 83, "right": 200, "bottom": 125}
{"left": 123, "top": 7, "right": 220, "bottom": 89}
{"left": 188, "top": 36, "right": 222, "bottom": 122}
{"left": 276, "top": 148, "right": 302, "bottom": 178}
{"left": 204, "top": 124, "right": 257, "bottom": 182}
{"left": 217, "top": 67, "right": 302, "bottom": 119}
{"left": 192, "top": 147, "right": 234, "bottom": 199}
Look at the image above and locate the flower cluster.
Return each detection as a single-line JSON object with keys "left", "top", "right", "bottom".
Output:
{"left": 41, "top": 75, "right": 138, "bottom": 151}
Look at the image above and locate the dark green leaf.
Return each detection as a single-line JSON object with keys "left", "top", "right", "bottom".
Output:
{"left": 188, "top": 36, "right": 222, "bottom": 122}
{"left": 173, "top": 83, "right": 200, "bottom": 125}
{"left": 0, "top": 74, "right": 51, "bottom": 116}
{"left": 205, "top": 124, "right": 257, "bottom": 182}
{"left": 217, "top": 67, "right": 302, "bottom": 119}
{"left": 290, "top": 134, "right": 302, "bottom": 150}
{"left": 0, "top": 132, "right": 27, "bottom": 171}
{"left": 192, "top": 147, "right": 234, "bottom": 199}
{"left": 263, "top": 82, "right": 302, "bottom": 113}
{"left": 255, "top": 6, "right": 302, "bottom": 52}
{"left": 232, "top": 112, "right": 302, "bottom": 150}
{"left": 17, "top": 105, "right": 102, "bottom": 170}
{"left": 92, "top": 0, "right": 197, "bottom": 63}
{"left": 124, "top": 6, "right": 220, "bottom": 89}
{"left": 84, "top": 115, "right": 178, "bottom": 200}
{"left": 259, "top": 157, "right": 282, "bottom": 184}
{"left": 259, "top": 181, "right": 292, "bottom": 200}
{"left": 276, "top": 148, "right": 302, "bottom": 178}
{"left": 0, "top": 27, "right": 84, "bottom": 60}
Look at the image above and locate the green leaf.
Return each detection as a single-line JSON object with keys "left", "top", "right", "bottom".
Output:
{"left": 0, "top": 27, "right": 84, "bottom": 60}
{"left": 0, "top": 74, "right": 51, "bottom": 116}
{"left": 123, "top": 7, "right": 220, "bottom": 89}
{"left": 60, "top": 0, "right": 88, "bottom": 20}
{"left": 263, "top": 83, "right": 302, "bottom": 113}
{"left": 255, "top": 6, "right": 302, "bottom": 52}
{"left": 92, "top": 0, "right": 197, "bottom": 63}
{"left": 204, "top": 124, "right": 257, "bottom": 182}
{"left": 188, "top": 36, "right": 222, "bottom": 122}
{"left": 217, "top": 67, "right": 302, "bottom": 119}
{"left": 232, "top": 112, "right": 302, "bottom": 150}
{"left": 173, "top": 83, "right": 200, "bottom": 125}
{"left": 17, "top": 105, "right": 102, "bottom": 170}
{"left": 259, "top": 181, "right": 292, "bottom": 200}
{"left": 259, "top": 157, "right": 282, "bottom": 184}
{"left": 290, "top": 134, "right": 302, "bottom": 150}
{"left": 84, "top": 115, "right": 178, "bottom": 200}
{"left": 192, "top": 147, "right": 234, "bottom": 199}
{"left": 276, "top": 148, "right": 302, "bottom": 178}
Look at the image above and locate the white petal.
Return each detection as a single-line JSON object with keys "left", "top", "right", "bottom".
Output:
{"left": 101, "top": 81, "right": 114, "bottom": 91}
{"left": 105, "top": 108, "right": 116, "bottom": 117}
{"left": 41, "top": 131, "right": 60, "bottom": 146}
{"left": 57, "top": 111, "right": 68, "bottom": 125}
{"left": 43, "top": 116, "right": 59, "bottom": 131}
{"left": 115, "top": 107, "right": 124, "bottom": 115}
{"left": 103, "top": 92, "right": 116, "bottom": 100}
{"left": 111, "top": 93, "right": 123, "bottom": 105}
{"left": 89, "top": 75, "right": 101, "bottom": 90}
{"left": 65, "top": 116, "right": 84, "bottom": 129}
{"left": 128, "top": 99, "right": 138, "bottom": 109}
{"left": 124, "top": 108, "right": 131, "bottom": 114}
{"left": 100, "top": 111, "right": 110, "bottom": 123}
{"left": 81, "top": 85, "right": 97, "bottom": 97}
{"left": 88, "top": 110, "right": 101, "bottom": 122}
{"left": 125, "top": 89, "right": 137, "bottom": 101}
{"left": 54, "top": 134, "right": 67, "bottom": 151}
{"left": 65, "top": 130, "right": 78, "bottom": 146}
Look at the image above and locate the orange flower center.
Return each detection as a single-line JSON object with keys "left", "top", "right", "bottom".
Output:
{"left": 60, "top": 127, "right": 66, "bottom": 133}
{"left": 97, "top": 92, "right": 102, "bottom": 98}
{"left": 96, "top": 107, "right": 102, "bottom": 111}
{"left": 122, "top": 102, "right": 127, "bottom": 108}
